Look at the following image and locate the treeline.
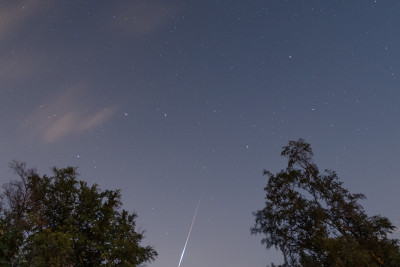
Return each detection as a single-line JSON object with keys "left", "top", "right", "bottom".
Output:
{"left": 1, "top": 139, "right": 399, "bottom": 266}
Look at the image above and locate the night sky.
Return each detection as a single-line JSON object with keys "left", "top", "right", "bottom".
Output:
{"left": 1, "top": 1, "right": 400, "bottom": 266}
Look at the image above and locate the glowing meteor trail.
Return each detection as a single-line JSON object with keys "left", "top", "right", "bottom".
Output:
{"left": 178, "top": 199, "right": 201, "bottom": 267}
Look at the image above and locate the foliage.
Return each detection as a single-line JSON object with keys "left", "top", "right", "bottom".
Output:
{"left": 0, "top": 161, "right": 157, "bottom": 266}
{"left": 266, "top": 263, "right": 289, "bottom": 267}
{"left": 252, "top": 139, "right": 400, "bottom": 266}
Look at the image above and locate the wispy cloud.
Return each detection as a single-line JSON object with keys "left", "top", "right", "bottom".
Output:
{"left": 0, "top": 0, "right": 51, "bottom": 41}
{"left": 106, "top": 0, "right": 179, "bottom": 36}
{"left": 0, "top": 53, "right": 40, "bottom": 84}
{"left": 0, "top": 1, "right": 56, "bottom": 85}
{"left": 22, "top": 85, "right": 115, "bottom": 142}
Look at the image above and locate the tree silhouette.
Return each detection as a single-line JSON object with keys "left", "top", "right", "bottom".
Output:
{"left": 0, "top": 161, "right": 157, "bottom": 266}
{"left": 252, "top": 139, "right": 400, "bottom": 266}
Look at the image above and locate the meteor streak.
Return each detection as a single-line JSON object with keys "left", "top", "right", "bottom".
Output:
{"left": 178, "top": 198, "right": 201, "bottom": 267}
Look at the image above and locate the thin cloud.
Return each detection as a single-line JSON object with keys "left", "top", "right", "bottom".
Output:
{"left": 80, "top": 108, "right": 114, "bottom": 132}
{"left": 0, "top": 1, "right": 56, "bottom": 85}
{"left": 0, "top": 0, "right": 51, "bottom": 41}
{"left": 0, "top": 53, "right": 40, "bottom": 83}
{"left": 106, "top": 0, "right": 179, "bottom": 36}
{"left": 23, "top": 85, "right": 115, "bottom": 142}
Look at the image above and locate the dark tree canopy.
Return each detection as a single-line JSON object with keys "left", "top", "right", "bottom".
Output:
{"left": 252, "top": 139, "right": 400, "bottom": 267}
{"left": 0, "top": 161, "right": 157, "bottom": 266}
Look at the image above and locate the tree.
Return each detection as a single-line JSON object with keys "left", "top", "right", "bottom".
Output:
{"left": 0, "top": 161, "right": 157, "bottom": 266}
{"left": 251, "top": 139, "right": 400, "bottom": 266}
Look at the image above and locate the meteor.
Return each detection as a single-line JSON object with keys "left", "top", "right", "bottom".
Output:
{"left": 178, "top": 198, "right": 201, "bottom": 267}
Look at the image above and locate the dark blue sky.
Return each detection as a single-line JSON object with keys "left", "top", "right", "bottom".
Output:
{"left": 1, "top": 1, "right": 400, "bottom": 266}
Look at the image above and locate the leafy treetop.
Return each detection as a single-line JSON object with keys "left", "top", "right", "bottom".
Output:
{"left": 252, "top": 139, "right": 400, "bottom": 266}
{"left": 0, "top": 161, "right": 157, "bottom": 267}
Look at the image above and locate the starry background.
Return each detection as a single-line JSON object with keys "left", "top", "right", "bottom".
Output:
{"left": 1, "top": 1, "right": 400, "bottom": 266}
